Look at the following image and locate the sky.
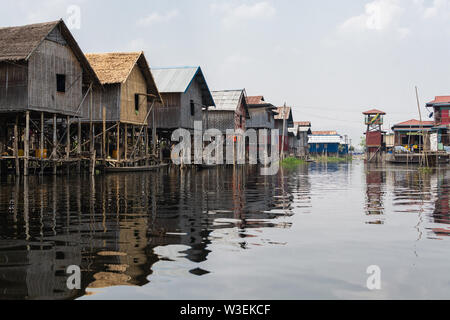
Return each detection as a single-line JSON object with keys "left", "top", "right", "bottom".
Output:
{"left": 2, "top": 0, "right": 450, "bottom": 146}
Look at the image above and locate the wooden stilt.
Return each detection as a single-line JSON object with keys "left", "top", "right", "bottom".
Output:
{"left": 24, "top": 111, "right": 29, "bottom": 176}
{"left": 77, "top": 119, "right": 81, "bottom": 173}
{"left": 124, "top": 123, "right": 128, "bottom": 161}
{"left": 52, "top": 114, "right": 57, "bottom": 175}
{"left": 102, "top": 107, "right": 106, "bottom": 163}
{"left": 14, "top": 114, "right": 19, "bottom": 176}
{"left": 132, "top": 125, "right": 136, "bottom": 165}
{"left": 116, "top": 122, "right": 120, "bottom": 161}
{"left": 40, "top": 112, "right": 44, "bottom": 174}
{"left": 145, "top": 128, "right": 149, "bottom": 166}
{"left": 66, "top": 116, "right": 70, "bottom": 160}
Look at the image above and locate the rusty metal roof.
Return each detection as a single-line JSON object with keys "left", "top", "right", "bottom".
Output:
{"left": 363, "top": 109, "right": 386, "bottom": 115}
{"left": 311, "top": 131, "right": 338, "bottom": 135}
{"left": 427, "top": 96, "right": 450, "bottom": 105}
{"left": 246, "top": 96, "right": 265, "bottom": 105}
{"left": 393, "top": 119, "right": 434, "bottom": 127}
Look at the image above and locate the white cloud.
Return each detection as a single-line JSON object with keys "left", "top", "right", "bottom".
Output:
{"left": 421, "top": 0, "right": 450, "bottom": 19}
{"left": 137, "top": 10, "right": 179, "bottom": 26}
{"left": 339, "top": 0, "right": 403, "bottom": 32}
{"left": 211, "top": 1, "right": 276, "bottom": 28}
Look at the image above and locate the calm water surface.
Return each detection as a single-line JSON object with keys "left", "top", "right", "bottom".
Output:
{"left": 1, "top": 161, "right": 450, "bottom": 300}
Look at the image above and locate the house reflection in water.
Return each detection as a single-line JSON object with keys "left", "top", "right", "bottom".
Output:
{"left": 431, "top": 171, "right": 450, "bottom": 239}
{"left": 0, "top": 165, "right": 299, "bottom": 299}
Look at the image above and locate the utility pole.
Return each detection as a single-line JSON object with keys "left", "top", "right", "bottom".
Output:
{"left": 281, "top": 103, "right": 287, "bottom": 160}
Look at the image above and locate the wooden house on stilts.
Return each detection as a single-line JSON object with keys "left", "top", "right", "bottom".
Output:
{"left": 0, "top": 20, "right": 100, "bottom": 176}
{"left": 82, "top": 52, "right": 162, "bottom": 167}
{"left": 150, "top": 66, "right": 215, "bottom": 141}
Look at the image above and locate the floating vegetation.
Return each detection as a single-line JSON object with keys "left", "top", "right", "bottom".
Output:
{"left": 281, "top": 157, "right": 307, "bottom": 168}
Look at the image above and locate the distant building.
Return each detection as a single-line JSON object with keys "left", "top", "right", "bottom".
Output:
{"left": 151, "top": 66, "right": 215, "bottom": 135}
{"left": 208, "top": 89, "right": 250, "bottom": 133}
{"left": 246, "top": 96, "right": 276, "bottom": 131}
{"left": 426, "top": 96, "right": 450, "bottom": 149}
{"left": 391, "top": 119, "right": 434, "bottom": 152}
{"left": 246, "top": 96, "right": 278, "bottom": 160}
{"left": 308, "top": 131, "right": 349, "bottom": 156}
{"left": 288, "top": 121, "right": 311, "bottom": 157}
{"left": 274, "top": 106, "right": 294, "bottom": 152}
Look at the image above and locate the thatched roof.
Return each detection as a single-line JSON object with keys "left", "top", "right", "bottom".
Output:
{"left": 86, "top": 52, "right": 162, "bottom": 102}
{"left": 0, "top": 19, "right": 100, "bottom": 86}
{"left": 0, "top": 21, "right": 57, "bottom": 61}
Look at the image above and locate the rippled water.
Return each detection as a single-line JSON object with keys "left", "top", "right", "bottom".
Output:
{"left": 1, "top": 161, "right": 450, "bottom": 300}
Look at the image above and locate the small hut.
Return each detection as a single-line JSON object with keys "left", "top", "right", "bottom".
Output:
{"left": 150, "top": 66, "right": 214, "bottom": 134}
{"left": 83, "top": 52, "right": 162, "bottom": 164}
{"left": 245, "top": 96, "right": 276, "bottom": 130}
{"left": 288, "top": 121, "right": 312, "bottom": 157}
{"left": 208, "top": 89, "right": 250, "bottom": 133}
{"left": 274, "top": 106, "right": 294, "bottom": 152}
{"left": 0, "top": 19, "right": 100, "bottom": 175}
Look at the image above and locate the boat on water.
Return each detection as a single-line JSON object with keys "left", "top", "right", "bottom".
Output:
{"left": 104, "top": 164, "right": 169, "bottom": 173}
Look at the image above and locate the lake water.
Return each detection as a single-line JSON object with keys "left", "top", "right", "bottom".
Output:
{"left": 1, "top": 161, "right": 450, "bottom": 300}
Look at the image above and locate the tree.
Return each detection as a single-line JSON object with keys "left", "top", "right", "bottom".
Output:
{"left": 360, "top": 136, "right": 366, "bottom": 152}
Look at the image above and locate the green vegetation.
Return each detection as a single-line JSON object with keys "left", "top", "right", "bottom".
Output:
{"left": 281, "top": 157, "right": 307, "bottom": 168}
{"left": 418, "top": 167, "right": 433, "bottom": 174}
{"left": 313, "top": 156, "right": 353, "bottom": 163}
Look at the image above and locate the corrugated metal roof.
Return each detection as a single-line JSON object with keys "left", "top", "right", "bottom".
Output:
{"left": 308, "top": 135, "right": 341, "bottom": 144}
{"left": 211, "top": 90, "right": 245, "bottom": 111}
{"left": 152, "top": 67, "right": 199, "bottom": 93}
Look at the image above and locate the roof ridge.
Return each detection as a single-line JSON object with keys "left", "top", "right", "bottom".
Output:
{"left": 0, "top": 20, "right": 60, "bottom": 31}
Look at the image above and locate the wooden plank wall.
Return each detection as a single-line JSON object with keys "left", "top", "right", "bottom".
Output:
{"left": 152, "top": 93, "right": 181, "bottom": 129}
{"left": 80, "top": 84, "right": 120, "bottom": 122}
{"left": 120, "top": 64, "right": 148, "bottom": 125}
{"left": 179, "top": 77, "right": 203, "bottom": 130}
{"left": 247, "top": 108, "right": 274, "bottom": 129}
{"left": 28, "top": 39, "right": 83, "bottom": 115}
{"left": 207, "top": 110, "right": 235, "bottom": 133}
{"left": 0, "top": 62, "right": 28, "bottom": 111}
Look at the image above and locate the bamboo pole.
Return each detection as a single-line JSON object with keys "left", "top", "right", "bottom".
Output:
{"left": 415, "top": 86, "right": 428, "bottom": 167}
{"left": 24, "top": 111, "right": 29, "bottom": 176}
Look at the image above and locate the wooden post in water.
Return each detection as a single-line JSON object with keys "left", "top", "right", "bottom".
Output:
{"left": 53, "top": 114, "right": 57, "bottom": 175}
{"left": 14, "top": 114, "right": 19, "bottom": 176}
{"left": 24, "top": 111, "right": 29, "bottom": 176}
